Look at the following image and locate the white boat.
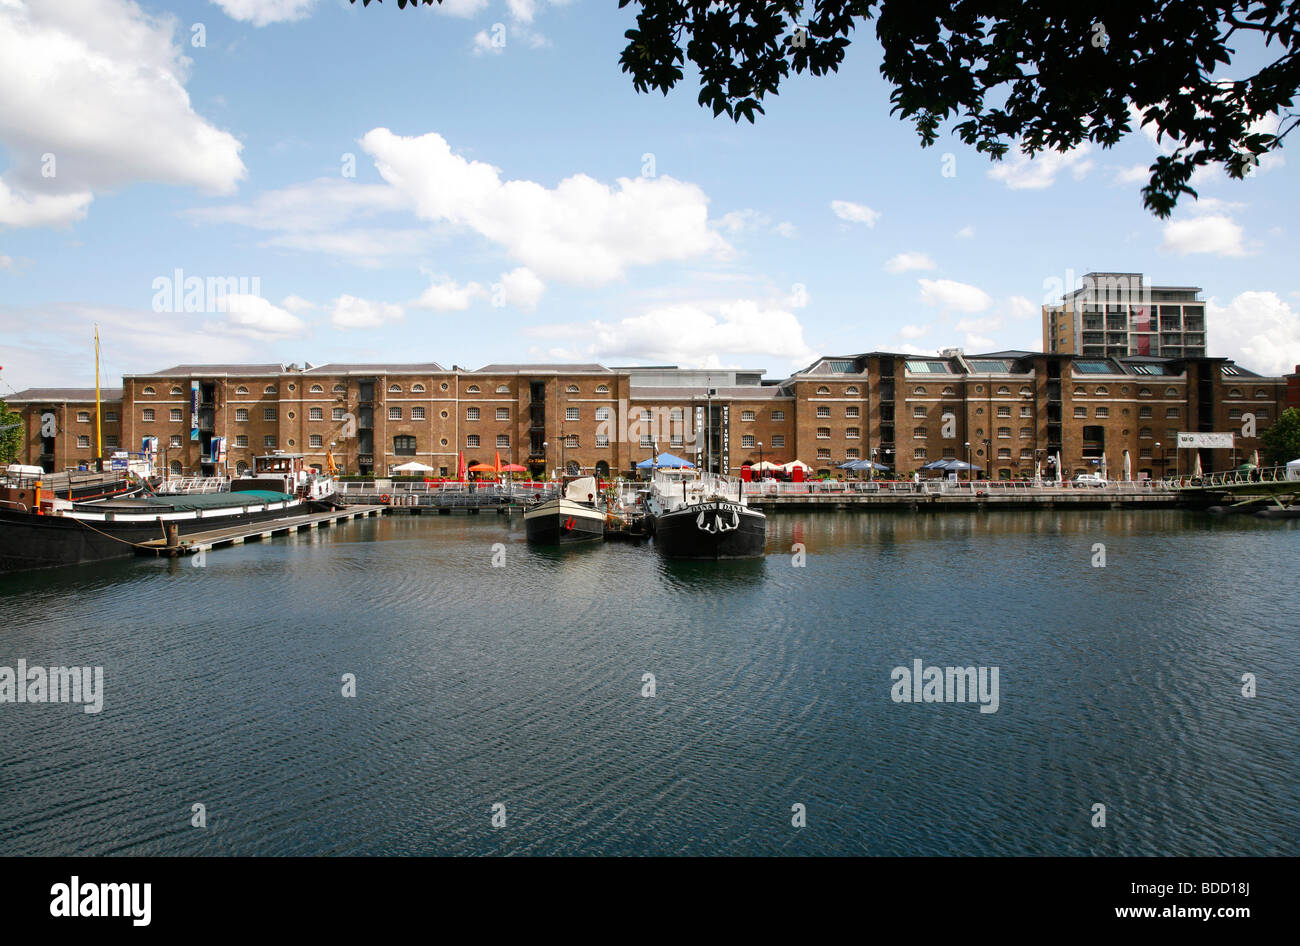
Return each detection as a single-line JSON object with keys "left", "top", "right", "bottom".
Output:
{"left": 523, "top": 475, "right": 605, "bottom": 544}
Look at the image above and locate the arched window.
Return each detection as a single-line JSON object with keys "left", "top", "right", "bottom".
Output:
{"left": 1074, "top": 386, "right": 1086, "bottom": 396}
{"left": 496, "top": 385, "right": 510, "bottom": 394}
{"left": 466, "top": 384, "right": 480, "bottom": 393}
{"left": 942, "top": 386, "right": 955, "bottom": 396}
{"left": 566, "top": 384, "right": 580, "bottom": 393}
{"left": 236, "top": 386, "right": 249, "bottom": 395}
{"left": 169, "top": 460, "right": 182, "bottom": 475}
{"left": 1139, "top": 387, "right": 1151, "bottom": 397}
{"left": 816, "top": 386, "right": 831, "bottom": 395}
{"left": 1019, "top": 386, "right": 1032, "bottom": 396}
{"left": 264, "top": 385, "right": 276, "bottom": 395}
{"left": 1229, "top": 388, "right": 1242, "bottom": 398}
{"left": 595, "top": 384, "right": 610, "bottom": 394}
{"left": 235, "top": 461, "right": 249, "bottom": 475}
{"left": 389, "top": 384, "right": 402, "bottom": 393}
{"left": 1164, "top": 387, "right": 1178, "bottom": 397}
{"left": 845, "top": 385, "right": 859, "bottom": 395}
{"left": 412, "top": 383, "right": 425, "bottom": 393}
{"left": 1255, "top": 389, "right": 1269, "bottom": 399}
{"left": 142, "top": 386, "right": 156, "bottom": 396}
{"left": 393, "top": 436, "right": 416, "bottom": 456}
{"left": 170, "top": 385, "right": 183, "bottom": 396}
{"left": 1095, "top": 386, "right": 1108, "bottom": 395}
{"left": 310, "top": 384, "right": 323, "bottom": 393}
{"left": 333, "top": 384, "right": 345, "bottom": 393}
{"left": 996, "top": 386, "right": 1010, "bottom": 395}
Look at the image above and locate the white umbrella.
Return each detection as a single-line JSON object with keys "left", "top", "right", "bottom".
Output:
{"left": 1099, "top": 454, "right": 1108, "bottom": 481}
{"left": 1054, "top": 452, "right": 1063, "bottom": 482}
{"left": 1251, "top": 449, "right": 1260, "bottom": 467}
{"left": 1122, "top": 449, "right": 1131, "bottom": 482}
{"left": 751, "top": 460, "right": 783, "bottom": 471}
{"left": 1192, "top": 452, "right": 1203, "bottom": 478}
{"left": 782, "top": 460, "right": 812, "bottom": 472}
{"left": 1033, "top": 460, "right": 1042, "bottom": 487}
{"left": 392, "top": 461, "right": 435, "bottom": 473}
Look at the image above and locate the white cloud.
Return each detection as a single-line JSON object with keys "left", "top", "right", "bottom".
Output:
{"left": 830, "top": 200, "right": 880, "bottom": 226}
{"left": 718, "top": 209, "right": 796, "bottom": 238}
{"left": 526, "top": 298, "right": 816, "bottom": 369}
{"left": 955, "top": 225, "right": 975, "bottom": 239}
{"left": 988, "top": 144, "right": 1094, "bottom": 190}
{"left": 1160, "top": 214, "right": 1248, "bottom": 257}
{"left": 279, "top": 294, "right": 316, "bottom": 314}
{"left": 0, "top": 255, "right": 11, "bottom": 271}
{"left": 472, "top": 28, "right": 504, "bottom": 55}
{"left": 498, "top": 267, "right": 545, "bottom": 310}
{"left": 1114, "top": 163, "right": 1150, "bottom": 184}
{"left": 440, "top": 0, "right": 491, "bottom": 15}
{"left": 0, "top": 0, "right": 246, "bottom": 226}
{"left": 507, "top": 0, "right": 536, "bottom": 22}
{"left": 899, "top": 324, "right": 930, "bottom": 340}
{"left": 330, "top": 294, "right": 405, "bottom": 329}
{"left": 411, "top": 278, "right": 486, "bottom": 312}
{"left": 218, "top": 294, "right": 307, "bottom": 338}
{"left": 0, "top": 179, "right": 92, "bottom": 227}
{"left": 1206, "top": 292, "right": 1300, "bottom": 376}
{"left": 1005, "top": 295, "right": 1037, "bottom": 320}
{"left": 361, "top": 128, "right": 730, "bottom": 285}
{"left": 884, "top": 252, "right": 936, "bottom": 274}
{"left": 918, "top": 278, "right": 992, "bottom": 313}
{"left": 210, "top": 0, "right": 316, "bottom": 27}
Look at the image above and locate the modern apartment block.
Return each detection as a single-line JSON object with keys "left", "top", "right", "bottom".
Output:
{"left": 1043, "top": 272, "right": 1208, "bottom": 359}
{"left": 8, "top": 349, "right": 1288, "bottom": 481}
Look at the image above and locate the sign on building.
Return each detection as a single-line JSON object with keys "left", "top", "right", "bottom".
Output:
{"left": 1176, "top": 432, "right": 1234, "bottom": 449}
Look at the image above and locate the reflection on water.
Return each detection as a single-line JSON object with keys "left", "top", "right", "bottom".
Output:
{"left": 0, "top": 509, "right": 1296, "bottom": 856}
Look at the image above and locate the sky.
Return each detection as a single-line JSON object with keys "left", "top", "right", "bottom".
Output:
{"left": 2, "top": 0, "right": 1299, "bottom": 395}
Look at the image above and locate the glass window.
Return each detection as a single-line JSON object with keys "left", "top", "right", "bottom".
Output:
{"left": 169, "top": 409, "right": 182, "bottom": 422}
{"left": 76, "top": 435, "right": 90, "bottom": 448}
{"left": 389, "top": 407, "right": 402, "bottom": 420}
{"left": 142, "top": 409, "right": 155, "bottom": 422}
{"left": 467, "top": 435, "right": 480, "bottom": 448}
{"left": 772, "top": 435, "right": 785, "bottom": 448}
{"left": 264, "top": 408, "right": 276, "bottom": 421}
{"left": 772, "top": 410, "right": 785, "bottom": 421}
{"left": 309, "top": 434, "right": 323, "bottom": 448}
{"left": 332, "top": 408, "right": 345, "bottom": 421}
{"left": 566, "top": 407, "right": 579, "bottom": 421}
{"left": 816, "top": 406, "right": 830, "bottom": 418}
{"left": 466, "top": 407, "right": 480, "bottom": 421}
{"left": 495, "top": 408, "right": 509, "bottom": 421}
{"left": 496, "top": 435, "right": 510, "bottom": 448}
{"left": 595, "top": 406, "right": 610, "bottom": 421}
{"left": 263, "top": 435, "right": 276, "bottom": 448}
{"left": 309, "top": 407, "right": 323, "bottom": 420}
{"left": 412, "top": 407, "right": 426, "bottom": 420}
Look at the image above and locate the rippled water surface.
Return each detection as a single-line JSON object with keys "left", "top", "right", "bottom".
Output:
{"left": 1, "top": 509, "right": 1297, "bottom": 855}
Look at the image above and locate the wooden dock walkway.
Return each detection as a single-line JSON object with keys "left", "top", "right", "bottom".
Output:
{"left": 135, "top": 505, "right": 382, "bottom": 558}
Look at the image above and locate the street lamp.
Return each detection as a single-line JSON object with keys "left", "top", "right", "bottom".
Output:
{"left": 757, "top": 441, "right": 764, "bottom": 483}
{"left": 870, "top": 445, "right": 878, "bottom": 481}
{"left": 1155, "top": 441, "right": 1163, "bottom": 482}
{"left": 964, "top": 441, "right": 971, "bottom": 483}
{"left": 542, "top": 440, "right": 549, "bottom": 481}
{"left": 981, "top": 438, "right": 991, "bottom": 482}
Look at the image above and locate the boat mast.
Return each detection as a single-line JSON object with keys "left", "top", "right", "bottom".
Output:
{"left": 94, "top": 323, "right": 102, "bottom": 467}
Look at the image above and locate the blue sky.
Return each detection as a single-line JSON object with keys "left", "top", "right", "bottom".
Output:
{"left": 2, "top": 0, "right": 1299, "bottom": 394}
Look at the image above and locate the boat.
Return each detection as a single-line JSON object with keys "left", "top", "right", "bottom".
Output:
{"left": 0, "top": 484, "right": 311, "bottom": 573}
{"left": 523, "top": 475, "right": 605, "bottom": 544}
{"left": 232, "top": 453, "right": 338, "bottom": 508}
{"left": 645, "top": 468, "right": 767, "bottom": 559}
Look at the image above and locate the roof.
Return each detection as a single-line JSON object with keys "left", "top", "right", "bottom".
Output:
{"left": 305, "top": 363, "right": 445, "bottom": 374}
{"left": 6, "top": 387, "right": 124, "bottom": 404}
{"left": 129, "top": 364, "right": 286, "bottom": 377}
{"left": 476, "top": 363, "right": 612, "bottom": 373}
{"left": 629, "top": 385, "right": 791, "bottom": 400}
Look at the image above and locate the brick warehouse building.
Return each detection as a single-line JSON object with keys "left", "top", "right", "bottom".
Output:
{"left": 7, "top": 350, "right": 1289, "bottom": 481}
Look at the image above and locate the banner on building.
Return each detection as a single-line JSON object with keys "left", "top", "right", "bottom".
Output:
{"left": 694, "top": 405, "right": 704, "bottom": 469}
{"left": 1177, "top": 432, "right": 1234, "bottom": 449}
{"left": 720, "top": 404, "right": 730, "bottom": 473}
{"left": 190, "top": 381, "right": 200, "bottom": 441}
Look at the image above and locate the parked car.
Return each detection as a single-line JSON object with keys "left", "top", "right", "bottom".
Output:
{"left": 1072, "top": 473, "right": 1108, "bottom": 487}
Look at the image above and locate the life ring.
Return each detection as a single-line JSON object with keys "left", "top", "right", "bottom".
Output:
{"left": 380, "top": 493, "right": 391, "bottom": 504}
